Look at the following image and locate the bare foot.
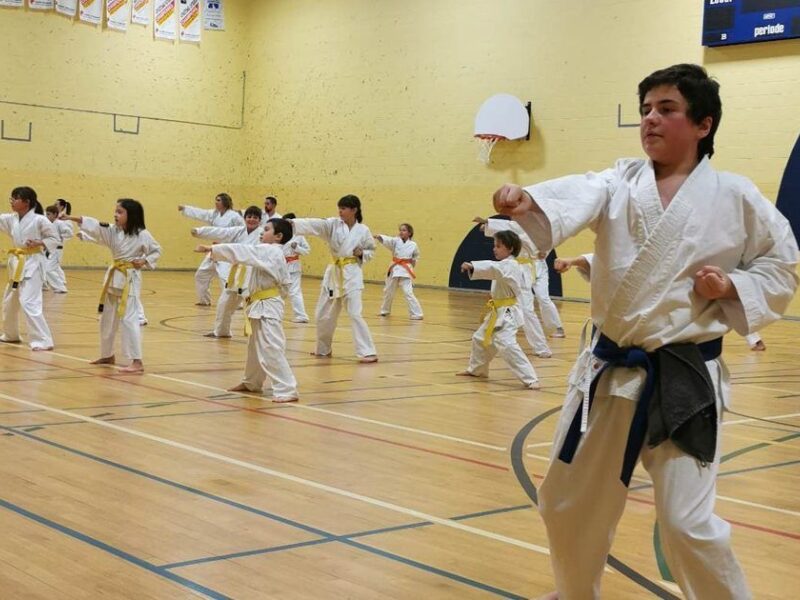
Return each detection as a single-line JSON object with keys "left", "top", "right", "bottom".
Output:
{"left": 359, "top": 355, "right": 378, "bottom": 364}
{"left": 228, "top": 383, "right": 251, "bottom": 392}
{"left": 117, "top": 364, "right": 144, "bottom": 374}
{"left": 526, "top": 381, "right": 542, "bottom": 390}
{"left": 310, "top": 351, "right": 332, "bottom": 358}
{"left": 272, "top": 396, "right": 299, "bottom": 403}
{"left": 750, "top": 340, "right": 766, "bottom": 351}
{"left": 456, "top": 370, "right": 482, "bottom": 377}
{"left": 0, "top": 337, "right": 21, "bottom": 344}
{"left": 32, "top": 346, "right": 54, "bottom": 352}
{"left": 91, "top": 355, "right": 116, "bottom": 365}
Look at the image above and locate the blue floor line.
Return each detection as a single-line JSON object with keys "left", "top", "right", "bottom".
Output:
{"left": 1, "top": 424, "right": 526, "bottom": 598}
{"left": 0, "top": 496, "right": 230, "bottom": 600}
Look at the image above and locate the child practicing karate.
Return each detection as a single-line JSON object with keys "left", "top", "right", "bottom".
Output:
{"left": 280, "top": 213, "right": 310, "bottom": 324}
{"left": 475, "top": 216, "right": 551, "bottom": 357}
{"left": 178, "top": 193, "right": 244, "bottom": 306}
{"left": 192, "top": 205, "right": 264, "bottom": 338}
{"left": 43, "top": 204, "right": 74, "bottom": 294}
{"left": 494, "top": 64, "right": 798, "bottom": 599}
{"left": 457, "top": 229, "right": 541, "bottom": 390}
{"left": 195, "top": 218, "right": 299, "bottom": 402}
{"left": 0, "top": 186, "right": 57, "bottom": 351}
{"left": 375, "top": 223, "right": 423, "bottom": 320}
{"left": 61, "top": 199, "right": 161, "bottom": 373}
{"left": 289, "top": 195, "right": 378, "bottom": 363}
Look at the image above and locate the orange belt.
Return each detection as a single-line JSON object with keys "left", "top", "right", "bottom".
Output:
{"left": 388, "top": 257, "right": 415, "bottom": 279}
{"left": 286, "top": 255, "right": 300, "bottom": 263}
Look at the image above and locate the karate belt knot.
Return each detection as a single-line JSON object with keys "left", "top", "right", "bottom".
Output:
{"left": 331, "top": 256, "right": 358, "bottom": 298}
{"left": 285, "top": 255, "right": 300, "bottom": 264}
{"left": 514, "top": 257, "right": 532, "bottom": 265}
{"left": 480, "top": 297, "right": 516, "bottom": 348}
{"left": 243, "top": 287, "right": 280, "bottom": 336}
{"left": 226, "top": 264, "right": 248, "bottom": 295}
{"left": 388, "top": 257, "right": 415, "bottom": 278}
{"left": 98, "top": 260, "right": 135, "bottom": 317}
{"left": 7, "top": 246, "right": 43, "bottom": 289}
{"left": 558, "top": 333, "right": 722, "bottom": 487}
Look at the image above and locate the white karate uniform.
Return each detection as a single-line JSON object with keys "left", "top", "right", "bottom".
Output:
{"left": 282, "top": 235, "right": 310, "bottom": 322}
{"left": 180, "top": 205, "right": 244, "bottom": 305}
{"left": 209, "top": 242, "right": 298, "bottom": 399}
{"left": 484, "top": 219, "right": 550, "bottom": 355}
{"left": 464, "top": 258, "right": 539, "bottom": 386}
{"left": 265, "top": 211, "right": 282, "bottom": 220}
{"left": 376, "top": 235, "right": 424, "bottom": 319}
{"left": 516, "top": 157, "right": 799, "bottom": 600}
{"left": 292, "top": 217, "right": 377, "bottom": 358}
{"left": 194, "top": 225, "right": 262, "bottom": 337}
{"left": 81, "top": 217, "right": 161, "bottom": 361}
{"left": 0, "top": 211, "right": 58, "bottom": 349}
{"left": 532, "top": 257, "right": 564, "bottom": 332}
{"left": 43, "top": 220, "right": 74, "bottom": 293}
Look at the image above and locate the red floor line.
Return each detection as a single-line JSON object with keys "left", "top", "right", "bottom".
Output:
{"left": 0, "top": 350, "right": 509, "bottom": 472}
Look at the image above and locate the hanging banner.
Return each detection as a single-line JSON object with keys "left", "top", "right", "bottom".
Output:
{"left": 131, "top": 0, "right": 149, "bottom": 25}
{"left": 0, "top": 0, "right": 24, "bottom": 6}
{"left": 55, "top": 0, "right": 76, "bottom": 16}
{"left": 179, "top": 0, "right": 200, "bottom": 42}
{"left": 29, "top": 0, "right": 54, "bottom": 8}
{"left": 154, "top": 0, "right": 176, "bottom": 40}
{"left": 202, "top": 0, "right": 222, "bottom": 30}
{"left": 106, "top": 0, "right": 129, "bottom": 30}
{"left": 79, "top": 0, "right": 102, "bottom": 24}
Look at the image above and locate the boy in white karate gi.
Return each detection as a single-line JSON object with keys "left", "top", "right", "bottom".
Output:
{"left": 178, "top": 193, "right": 244, "bottom": 306}
{"left": 494, "top": 64, "right": 799, "bottom": 600}
{"left": 457, "top": 230, "right": 540, "bottom": 390}
{"left": 280, "top": 213, "right": 310, "bottom": 323}
{"left": 375, "top": 223, "right": 423, "bottom": 320}
{"left": 43, "top": 204, "right": 74, "bottom": 294}
{"left": 61, "top": 199, "right": 161, "bottom": 373}
{"left": 192, "top": 205, "right": 264, "bottom": 338}
{"left": 195, "top": 218, "right": 298, "bottom": 402}
{"left": 0, "top": 187, "right": 57, "bottom": 351}
{"left": 475, "top": 216, "right": 551, "bottom": 357}
{"left": 290, "top": 195, "right": 378, "bottom": 363}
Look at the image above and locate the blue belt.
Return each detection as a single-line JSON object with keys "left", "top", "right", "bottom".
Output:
{"left": 558, "top": 333, "right": 722, "bottom": 486}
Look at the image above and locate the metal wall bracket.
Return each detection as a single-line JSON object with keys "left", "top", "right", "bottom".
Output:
{"left": 113, "top": 114, "right": 141, "bottom": 135}
{"left": 1, "top": 120, "right": 32, "bottom": 142}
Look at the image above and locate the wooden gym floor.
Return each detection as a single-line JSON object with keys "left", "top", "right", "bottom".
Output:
{"left": 0, "top": 269, "right": 797, "bottom": 599}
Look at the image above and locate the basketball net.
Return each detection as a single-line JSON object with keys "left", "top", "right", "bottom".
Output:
{"left": 474, "top": 134, "right": 505, "bottom": 164}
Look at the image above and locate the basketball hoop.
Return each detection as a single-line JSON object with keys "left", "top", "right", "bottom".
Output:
{"left": 474, "top": 134, "right": 506, "bottom": 164}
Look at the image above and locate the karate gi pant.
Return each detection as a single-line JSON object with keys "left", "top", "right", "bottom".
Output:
{"left": 43, "top": 249, "right": 68, "bottom": 293}
{"left": 285, "top": 272, "right": 309, "bottom": 322}
{"left": 240, "top": 317, "right": 298, "bottom": 399}
{"left": 379, "top": 277, "right": 423, "bottom": 318}
{"left": 518, "top": 286, "right": 550, "bottom": 355}
{"left": 539, "top": 391, "right": 750, "bottom": 600}
{"left": 194, "top": 255, "right": 223, "bottom": 306}
{"left": 1, "top": 272, "right": 54, "bottom": 350}
{"left": 532, "top": 261, "right": 563, "bottom": 332}
{"left": 212, "top": 287, "right": 241, "bottom": 337}
{"left": 314, "top": 288, "right": 376, "bottom": 357}
{"left": 466, "top": 318, "right": 538, "bottom": 386}
{"left": 99, "top": 291, "right": 143, "bottom": 360}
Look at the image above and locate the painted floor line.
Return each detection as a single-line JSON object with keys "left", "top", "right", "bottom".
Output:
{"left": 0, "top": 391, "right": 550, "bottom": 557}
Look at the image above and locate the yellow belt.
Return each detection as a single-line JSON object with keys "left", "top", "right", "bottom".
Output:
{"left": 225, "top": 264, "right": 248, "bottom": 295}
{"left": 243, "top": 287, "right": 281, "bottom": 335}
{"left": 7, "top": 247, "right": 43, "bottom": 289}
{"left": 331, "top": 256, "right": 358, "bottom": 298}
{"left": 515, "top": 257, "right": 533, "bottom": 265}
{"left": 480, "top": 297, "right": 517, "bottom": 347}
{"left": 99, "top": 260, "right": 135, "bottom": 317}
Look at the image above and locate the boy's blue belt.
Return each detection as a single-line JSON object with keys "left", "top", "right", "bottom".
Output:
{"left": 558, "top": 333, "right": 722, "bottom": 486}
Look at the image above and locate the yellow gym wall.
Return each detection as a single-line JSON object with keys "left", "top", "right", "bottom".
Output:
{"left": 2, "top": 1, "right": 799, "bottom": 315}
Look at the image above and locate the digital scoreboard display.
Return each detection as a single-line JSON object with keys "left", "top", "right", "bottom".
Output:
{"left": 703, "top": 0, "right": 800, "bottom": 46}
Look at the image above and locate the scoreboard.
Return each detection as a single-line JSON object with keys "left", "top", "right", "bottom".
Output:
{"left": 703, "top": 0, "right": 800, "bottom": 46}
